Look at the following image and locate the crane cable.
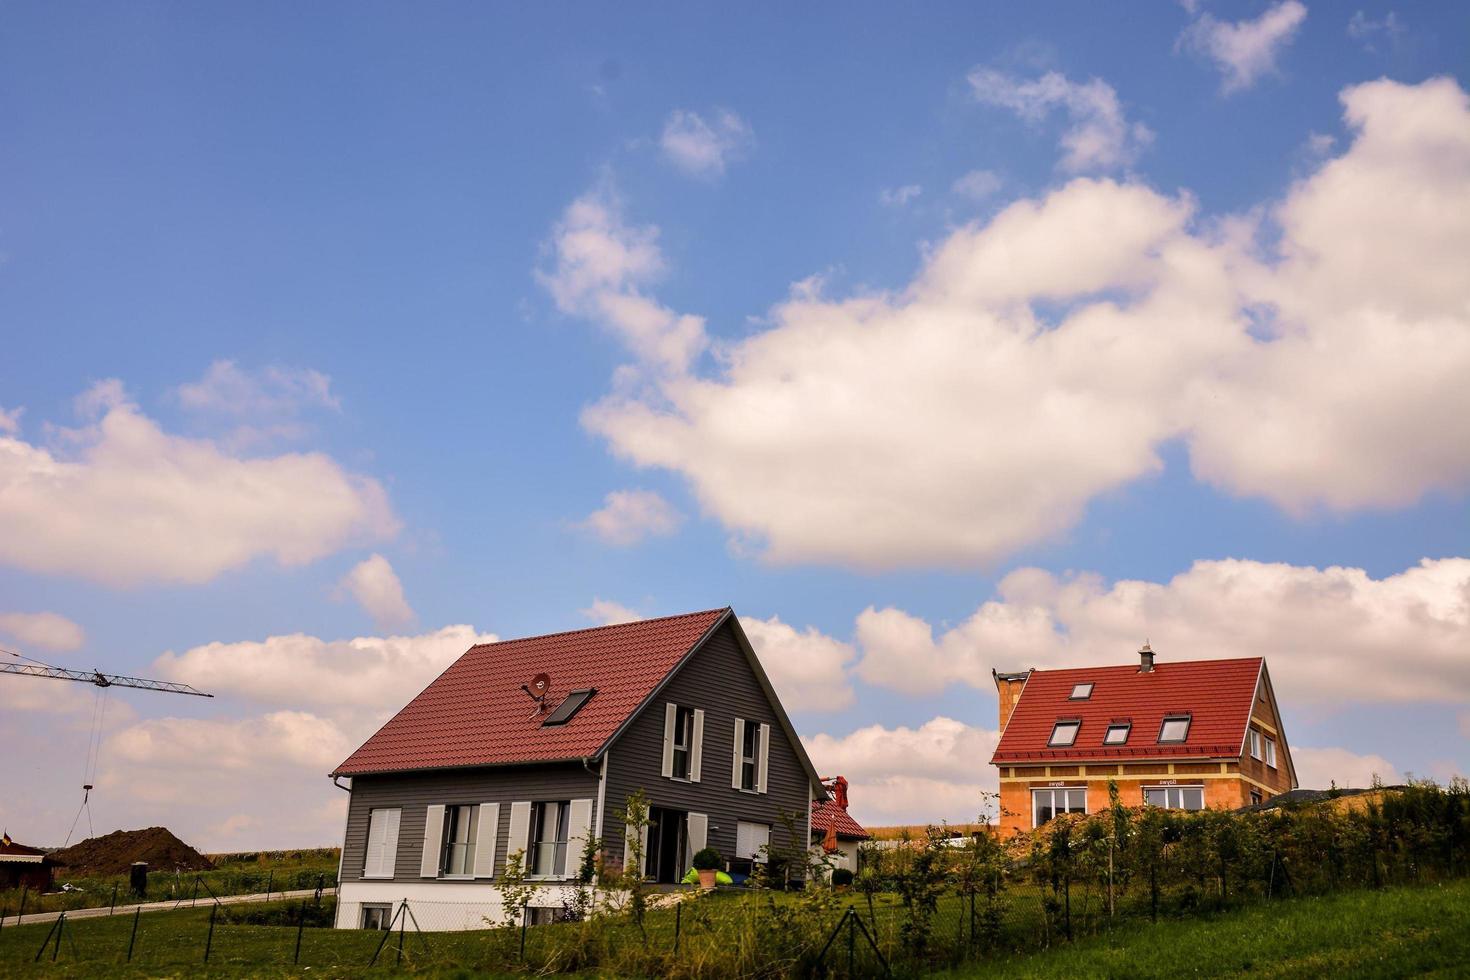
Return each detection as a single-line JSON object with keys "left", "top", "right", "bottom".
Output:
{"left": 61, "top": 670, "right": 111, "bottom": 848}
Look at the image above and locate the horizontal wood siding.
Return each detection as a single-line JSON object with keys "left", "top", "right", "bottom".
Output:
{"left": 601, "top": 621, "right": 812, "bottom": 870}
{"left": 341, "top": 763, "right": 598, "bottom": 884}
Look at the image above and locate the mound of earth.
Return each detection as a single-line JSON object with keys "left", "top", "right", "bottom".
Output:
{"left": 51, "top": 827, "right": 213, "bottom": 876}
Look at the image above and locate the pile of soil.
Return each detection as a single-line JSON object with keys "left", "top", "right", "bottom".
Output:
{"left": 51, "top": 827, "right": 214, "bottom": 876}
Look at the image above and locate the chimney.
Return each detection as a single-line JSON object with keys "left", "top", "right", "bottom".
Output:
{"left": 992, "top": 668, "right": 1032, "bottom": 730}
{"left": 1138, "top": 641, "right": 1155, "bottom": 673}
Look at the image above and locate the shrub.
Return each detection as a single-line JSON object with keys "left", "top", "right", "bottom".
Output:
{"left": 831, "top": 867, "right": 854, "bottom": 887}
{"left": 692, "top": 847, "right": 722, "bottom": 871}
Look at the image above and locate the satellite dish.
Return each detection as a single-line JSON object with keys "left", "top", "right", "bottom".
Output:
{"left": 529, "top": 673, "right": 551, "bottom": 699}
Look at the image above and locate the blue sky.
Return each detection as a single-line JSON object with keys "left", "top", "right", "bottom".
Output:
{"left": 2, "top": 1, "right": 1467, "bottom": 848}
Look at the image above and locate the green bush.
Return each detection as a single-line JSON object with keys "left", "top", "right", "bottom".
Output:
{"left": 692, "top": 847, "right": 722, "bottom": 871}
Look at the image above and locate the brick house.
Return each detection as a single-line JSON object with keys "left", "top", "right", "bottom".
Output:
{"left": 330, "top": 608, "right": 826, "bottom": 929}
{"left": 990, "top": 644, "right": 1297, "bottom": 837}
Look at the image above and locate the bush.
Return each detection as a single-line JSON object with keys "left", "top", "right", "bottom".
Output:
{"left": 831, "top": 868, "right": 854, "bottom": 887}
{"left": 692, "top": 847, "right": 722, "bottom": 871}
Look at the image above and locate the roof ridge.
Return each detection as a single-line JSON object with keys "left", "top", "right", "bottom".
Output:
{"left": 464, "top": 607, "right": 730, "bottom": 650}
{"left": 1026, "top": 655, "right": 1264, "bottom": 675}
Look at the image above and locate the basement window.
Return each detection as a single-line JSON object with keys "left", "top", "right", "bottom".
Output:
{"left": 542, "top": 689, "right": 596, "bottom": 727}
{"left": 1048, "top": 720, "right": 1081, "bottom": 747}
{"left": 1158, "top": 715, "right": 1191, "bottom": 743}
{"left": 1068, "top": 682, "right": 1094, "bottom": 700}
{"left": 1104, "top": 722, "right": 1131, "bottom": 745}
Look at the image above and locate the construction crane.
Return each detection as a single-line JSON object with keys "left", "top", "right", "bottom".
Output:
{"left": 2, "top": 647, "right": 214, "bottom": 845}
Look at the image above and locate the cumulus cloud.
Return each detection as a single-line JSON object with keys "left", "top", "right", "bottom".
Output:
{"left": 0, "top": 405, "right": 21, "bottom": 435}
{"left": 555, "top": 77, "right": 1470, "bottom": 570}
{"left": 338, "top": 554, "right": 415, "bottom": 631}
{"left": 854, "top": 557, "right": 1470, "bottom": 707}
{"left": 951, "top": 169, "right": 1003, "bottom": 201}
{"left": 581, "top": 598, "right": 643, "bottom": 625}
{"left": 579, "top": 489, "right": 684, "bottom": 546}
{"left": 0, "top": 382, "right": 398, "bottom": 586}
{"left": 879, "top": 185, "right": 923, "bottom": 207}
{"left": 110, "top": 711, "right": 352, "bottom": 774}
{"left": 1347, "top": 10, "right": 1406, "bottom": 54}
{"left": 1178, "top": 0, "right": 1307, "bottom": 93}
{"left": 803, "top": 718, "right": 1000, "bottom": 825}
{"left": 0, "top": 611, "right": 86, "bottom": 652}
{"left": 968, "top": 68, "right": 1154, "bottom": 171}
{"left": 742, "top": 615, "right": 856, "bottom": 712}
{"left": 1293, "top": 746, "right": 1402, "bottom": 789}
{"left": 660, "top": 108, "right": 754, "bottom": 179}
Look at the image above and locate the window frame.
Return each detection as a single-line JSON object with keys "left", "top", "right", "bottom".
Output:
{"left": 1249, "top": 729, "right": 1262, "bottom": 760}
{"left": 1157, "top": 714, "right": 1191, "bottom": 744}
{"left": 1103, "top": 722, "right": 1131, "bottom": 745}
{"left": 1068, "top": 682, "right": 1094, "bottom": 700}
{"left": 1264, "top": 736, "right": 1277, "bottom": 769}
{"left": 671, "top": 705, "right": 695, "bottom": 781}
{"left": 740, "top": 720, "right": 761, "bottom": 791}
{"left": 1143, "top": 785, "right": 1205, "bottom": 810}
{"left": 529, "top": 800, "right": 571, "bottom": 879}
{"left": 360, "top": 904, "right": 393, "bottom": 930}
{"left": 439, "top": 803, "right": 479, "bottom": 878}
{"left": 1031, "top": 787, "right": 1087, "bottom": 827}
{"left": 542, "top": 688, "right": 596, "bottom": 727}
{"left": 1048, "top": 719, "right": 1082, "bottom": 747}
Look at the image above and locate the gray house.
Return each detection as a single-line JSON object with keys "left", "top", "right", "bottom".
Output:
{"left": 331, "top": 608, "right": 825, "bottom": 929}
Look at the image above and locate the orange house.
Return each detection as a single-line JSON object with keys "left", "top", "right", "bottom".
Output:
{"left": 990, "top": 645, "right": 1296, "bottom": 837}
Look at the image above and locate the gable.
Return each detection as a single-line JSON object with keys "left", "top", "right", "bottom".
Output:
{"left": 1248, "top": 664, "right": 1299, "bottom": 788}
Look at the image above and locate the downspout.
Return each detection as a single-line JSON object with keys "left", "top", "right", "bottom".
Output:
{"left": 329, "top": 774, "right": 350, "bottom": 928}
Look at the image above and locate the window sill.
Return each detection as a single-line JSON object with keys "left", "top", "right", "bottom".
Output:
{"left": 361, "top": 873, "right": 395, "bottom": 880}
{"left": 736, "top": 788, "right": 763, "bottom": 795}
{"left": 439, "top": 874, "right": 475, "bottom": 881}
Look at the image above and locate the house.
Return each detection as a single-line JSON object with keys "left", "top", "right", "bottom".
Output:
{"left": 810, "top": 776, "right": 870, "bottom": 876}
{"left": 330, "top": 608, "right": 827, "bottom": 930}
{"left": 0, "top": 833, "right": 56, "bottom": 891}
{"left": 990, "top": 644, "right": 1297, "bottom": 837}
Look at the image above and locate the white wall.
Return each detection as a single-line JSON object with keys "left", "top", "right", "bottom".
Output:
{"left": 336, "top": 879, "right": 584, "bottom": 931}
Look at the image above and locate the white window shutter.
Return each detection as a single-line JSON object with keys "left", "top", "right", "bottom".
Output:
{"left": 364, "top": 811, "right": 383, "bottom": 877}
{"left": 507, "top": 801, "right": 532, "bottom": 871}
{"left": 731, "top": 718, "right": 745, "bottom": 790}
{"left": 757, "top": 722, "right": 771, "bottom": 794}
{"left": 661, "top": 703, "right": 677, "bottom": 778}
{"left": 381, "top": 808, "right": 400, "bottom": 877}
{"left": 686, "top": 812, "right": 708, "bottom": 866}
{"left": 420, "top": 804, "right": 445, "bottom": 878}
{"left": 566, "top": 799, "right": 594, "bottom": 879}
{"left": 622, "top": 819, "right": 649, "bottom": 878}
{"left": 690, "top": 708, "right": 705, "bottom": 783}
{"left": 472, "top": 803, "right": 500, "bottom": 878}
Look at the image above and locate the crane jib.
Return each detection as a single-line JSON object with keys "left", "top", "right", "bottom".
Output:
{"left": 0, "top": 661, "right": 213, "bottom": 697}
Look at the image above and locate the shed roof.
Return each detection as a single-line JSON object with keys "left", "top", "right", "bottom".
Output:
{"left": 811, "top": 800, "right": 871, "bottom": 841}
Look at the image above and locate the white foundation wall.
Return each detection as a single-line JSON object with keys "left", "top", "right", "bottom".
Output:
{"left": 336, "top": 879, "right": 586, "bottom": 931}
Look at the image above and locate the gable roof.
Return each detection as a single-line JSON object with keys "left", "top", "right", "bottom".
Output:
{"left": 811, "top": 800, "right": 870, "bottom": 841}
{"left": 333, "top": 609, "right": 728, "bottom": 776}
{"left": 991, "top": 657, "right": 1263, "bottom": 764}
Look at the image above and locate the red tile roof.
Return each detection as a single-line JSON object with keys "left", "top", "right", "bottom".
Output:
{"left": 991, "top": 657, "right": 1262, "bottom": 764}
{"left": 812, "top": 800, "right": 870, "bottom": 840}
{"left": 334, "top": 609, "right": 729, "bottom": 776}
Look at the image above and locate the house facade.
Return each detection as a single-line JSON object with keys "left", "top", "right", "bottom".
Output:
{"left": 990, "top": 645, "right": 1296, "bottom": 838}
{"left": 331, "top": 608, "right": 826, "bottom": 930}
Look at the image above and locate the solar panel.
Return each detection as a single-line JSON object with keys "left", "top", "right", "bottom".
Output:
{"left": 542, "top": 688, "right": 596, "bottom": 726}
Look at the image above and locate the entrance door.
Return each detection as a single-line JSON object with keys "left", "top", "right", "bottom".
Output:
{"left": 647, "top": 806, "right": 688, "bottom": 884}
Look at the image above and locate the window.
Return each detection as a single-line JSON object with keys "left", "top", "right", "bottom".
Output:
{"left": 1250, "top": 791, "right": 1263, "bottom": 806}
{"left": 526, "top": 906, "right": 561, "bottom": 926}
{"left": 529, "top": 801, "right": 570, "bottom": 878}
{"left": 1249, "top": 730, "right": 1262, "bottom": 760}
{"left": 542, "top": 688, "right": 596, "bottom": 727}
{"left": 735, "top": 821, "right": 770, "bottom": 863}
{"left": 440, "top": 804, "right": 479, "bottom": 877}
{"left": 363, "top": 807, "right": 400, "bottom": 879}
{"left": 1104, "top": 722, "right": 1131, "bottom": 745}
{"left": 1264, "top": 736, "right": 1277, "bottom": 769}
{"left": 671, "top": 705, "right": 695, "bottom": 780}
{"left": 1048, "top": 720, "right": 1081, "bottom": 746}
{"left": 1032, "top": 788, "right": 1086, "bottom": 827}
{"left": 1144, "top": 786, "right": 1205, "bottom": 810}
{"left": 1069, "top": 682, "right": 1094, "bottom": 700}
{"left": 360, "top": 904, "right": 393, "bottom": 930}
{"left": 741, "top": 720, "right": 761, "bottom": 791}
{"left": 1158, "top": 715, "right": 1191, "bottom": 743}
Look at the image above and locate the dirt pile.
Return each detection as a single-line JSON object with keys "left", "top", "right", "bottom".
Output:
{"left": 51, "top": 827, "right": 214, "bottom": 876}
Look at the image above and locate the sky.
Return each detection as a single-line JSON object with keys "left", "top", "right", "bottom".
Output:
{"left": 1, "top": 1, "right": 1467, "bottom": 851}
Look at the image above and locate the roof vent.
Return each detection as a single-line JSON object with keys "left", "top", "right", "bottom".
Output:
{"left": 1138, "top": 641, "right": 1155, "bottom": 673}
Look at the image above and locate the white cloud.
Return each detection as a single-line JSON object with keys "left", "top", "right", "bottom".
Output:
{"left": 879, "top": 185, "right": 923, "bottom": 207}
{"left": 579, "top": 489, "right": 683, "bottom": 546}
{"left": 854, "top": 557, "right": 1470, "bottom": 708}
{"left": 1178, "top": 0, "right": 1308, "bottom": 93}
{"left": 0, "top": 405, "right": 21, "bottom": 435}
{"left": 1347, "top": 10, "right": 1406, "bottom": 54}
{"left": 559, "top": 77, "right": 1470, "bottom": 570}
{"left": 660, "top": 108, "right": 754, "bottom": 179}
{"left": 338, "top": 554, "right": 415, "bottom": 631}
{"left": 0, "top": 382, "right": 398, "bottom": 586}
{"left": 1293, "top": 746, "right": 1401, "bottom": 789}
{"left": 967, "top": 68, "right": 1154, "bottom": 171}
{"left": 175, "top": 360, "right": 339, "bottom": 417}
{"left": 581, "top": 598, "right": 643, "bottom": 625}
{"left": 742, "top": 615, "right": 855, "bottom": 712}
{"left": 951, "top": 169, "right": 1003, "bottom": 201}
{"left": 0, "top": 611, "right": 86, "bottom": 652}
{"left": 803, "top": 718, "right": 1000, "bottom": 825}
{"left": 110, "top": 710, "right": 352, "bottom": 773}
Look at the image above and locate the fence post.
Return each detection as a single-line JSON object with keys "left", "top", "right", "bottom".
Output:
{"left": 519, "top": 900, "right": 529, "bottom": 961}
{"left": 204, "top": 903, "right": 217, "bottom": 963}
{"left": 127, "top": 906, "right": 141, "bottom": 962}
{"left": 17, "top": 883, "right": 27, "bottom": 922}
{"left": 191, "top": 877, "right": 200, "bottom": 908}
{"left": 110, "top": 883, "right": 118, "bottom": 916}
{"left": 265, "top": 869, "right": 273, "bottom": 903}
{"left": 847, "top": 910, "right": 856, "bottom": 975}
{"left": 674, "top": 901, "right": 681, "bottom": 954}
{"left": 0, "top": 903, "right": 6, "bottom": 936}
{"left": 294, "top": 900, "right": 307, "bottom": 964}
{"left": 396, "top": 899, "right": 407, "bottom": 966}
{"left": 315, "top": 873, "right": 324, "bottom": 904}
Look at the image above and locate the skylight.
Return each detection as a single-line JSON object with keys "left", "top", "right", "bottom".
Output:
{"left": 1069, "top": 682, "right": 1094, "bottom": 700}
{"left": 1104, "top": 722, "right": 1131, "bottom": 745}
{"left": 542, "top": 688, "right": 596, "bottom": 727}
{"left": 1158, "top": 714, "right": 1191, "bottom": 743}
{"left": 1048, "top": 720, "right": 1081, "bottom": 746}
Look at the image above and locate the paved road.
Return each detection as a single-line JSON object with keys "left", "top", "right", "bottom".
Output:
{"left": 2, "top": 887, "right": 336, "bottom": 928}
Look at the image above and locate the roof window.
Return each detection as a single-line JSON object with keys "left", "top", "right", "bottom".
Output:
{"left": 1048, "top": 719, "right": 1081, "bottom": 747}
{"left": 541, "top": 688, "right": 596, "bottom": 727}
{"left": 1104, "top": 722, "right": 1131, "bottom": 745}
{"left": 1158, "top": 714, "right": 1191, "bottom": 743}
{"left": 1068, "top": 682, "right": 1094, "bottom": 700}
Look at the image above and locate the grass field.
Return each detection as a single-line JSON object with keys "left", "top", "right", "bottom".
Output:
{"left": 0, "top": 877, "right": 1465, "bottom": 977}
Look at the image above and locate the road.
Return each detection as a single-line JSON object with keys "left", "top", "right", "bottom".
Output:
{"left": 2, "top": 887, "right": 336, "bottom": 928}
